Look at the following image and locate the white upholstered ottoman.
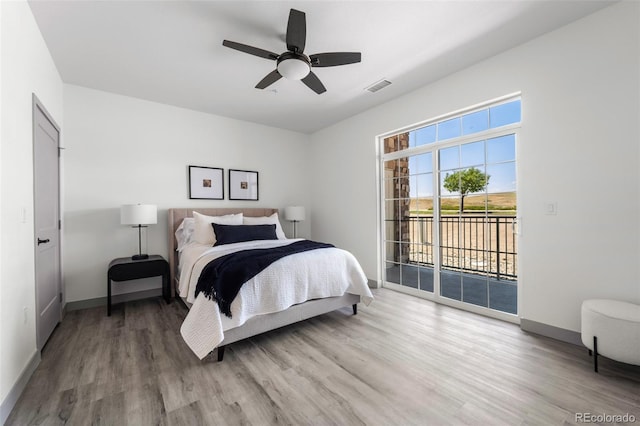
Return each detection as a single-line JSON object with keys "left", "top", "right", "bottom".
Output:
{"left": 581, "top": 299, "right": 640, "bottom": 372}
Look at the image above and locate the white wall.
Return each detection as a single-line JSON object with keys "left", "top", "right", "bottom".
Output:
{"left": 309, "top": 2, "right": 640, "bottom": 333}
{"left": 0, "top": 0, "right": 64, "bottom": 416}
{"left": 63, "top": 85, "right": 311, "bottom": 302}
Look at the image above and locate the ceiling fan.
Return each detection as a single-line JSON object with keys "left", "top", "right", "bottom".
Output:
{"left": 222, "top": 9, "right": 361, "bottom": 94}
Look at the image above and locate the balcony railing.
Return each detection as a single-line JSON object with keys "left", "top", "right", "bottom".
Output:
{"left": 402, "top": 215, "right": 517, "bottom": 280}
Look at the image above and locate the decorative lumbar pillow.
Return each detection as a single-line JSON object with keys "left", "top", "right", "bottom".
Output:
{"left": 193, "top": 211, "right": 243, "bottom": 245}
{"left": 175, "top": 217, "right": 196, "bottom": 251}
{"left": 212, "top": 224, "right": 278, "bottom": 246}
{"left": 242, "top": 212, "right": 286, "bottom": 239}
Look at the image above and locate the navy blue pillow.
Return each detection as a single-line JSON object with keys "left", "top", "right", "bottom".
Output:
{"left": 212, "top": 224, "right": 278, "bottom": 246}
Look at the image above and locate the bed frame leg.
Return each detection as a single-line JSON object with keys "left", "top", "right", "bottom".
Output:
{"left": 352, "top": 304, "right": 357, "bottom": 315}
{"left": 217, "top": 346, "right": 225, "bottom": 362}
{"left": 593, "top": 336, "right": 598, "bottom": 373}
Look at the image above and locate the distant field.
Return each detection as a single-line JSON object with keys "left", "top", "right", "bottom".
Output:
{"left": 410, "top": 192, "right": 516, "bottom": 214}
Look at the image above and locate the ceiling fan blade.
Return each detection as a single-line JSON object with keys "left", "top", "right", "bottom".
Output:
{"left": 301, "top": 71, "right": 326, "bottom": 94}
{"left": 310, "top": 52, "right": 362, "bottom": 67}
{"left": 286, "top": 9, "right": 306, "bottom": 53}
{"left": 222, "top": 40, "right": 279, "bottom": 61}
{"left": 255, "top": 69, "right": 282, "bottom": 89}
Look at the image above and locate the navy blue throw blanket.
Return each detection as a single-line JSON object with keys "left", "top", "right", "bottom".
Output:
{"left": 195, "top": 240, "right": 334, "bottom": 318}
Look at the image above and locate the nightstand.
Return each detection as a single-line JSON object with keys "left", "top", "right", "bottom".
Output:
{"left": 107, "top": 255, "right": 170, "bottom": 316}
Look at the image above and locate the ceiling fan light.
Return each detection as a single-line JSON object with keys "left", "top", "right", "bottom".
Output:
{"left": 277, "top": 58, "right": 310, "bottom": 80}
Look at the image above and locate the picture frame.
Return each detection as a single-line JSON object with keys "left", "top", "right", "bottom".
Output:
{"left": 188, "top": 166, "right": 224, "bottom": 200}
{"left": 229, "top": 169, "right": 259, "bottom": 201}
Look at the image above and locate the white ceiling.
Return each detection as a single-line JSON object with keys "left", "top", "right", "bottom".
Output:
{"left": 28, "top": 0, "right": 614, "bottom": 134}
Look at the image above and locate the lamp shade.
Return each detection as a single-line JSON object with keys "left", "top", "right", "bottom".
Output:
{"left": 284, "top": 206, "right": 305, "bottom": 222}
{"left": 120, "top": 204, "right": 157, "bottom": 225}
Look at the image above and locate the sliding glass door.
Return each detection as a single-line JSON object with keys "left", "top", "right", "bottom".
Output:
{"left": 438, "top": 135, "right": 517, "bottom": 314}
{"left": 382, "top": 97, "right": 520, "bottom": 318}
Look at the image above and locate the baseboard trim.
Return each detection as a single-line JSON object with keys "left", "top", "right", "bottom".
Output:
{"left": 520, "top": 318, "right": 583, "bottom": 346}
{"left": 0, "top": 350, "right": 41, "bottom": 425}
{"left": 65, "top": 288, "right": 162, "bottom": 312}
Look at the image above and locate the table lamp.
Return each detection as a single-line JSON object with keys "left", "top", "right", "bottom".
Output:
{"left": 121, "top": 204, "right": 157, "bottom": 260}
{"left": 284, "top": 206, "right": 305, "bottom": 238}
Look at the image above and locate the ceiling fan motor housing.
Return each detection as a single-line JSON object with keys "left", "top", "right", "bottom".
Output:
{"left": 277, "top": 52, "right": 311, "bottom": 80}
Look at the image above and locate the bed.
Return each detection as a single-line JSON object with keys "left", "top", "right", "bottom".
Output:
{"left": 167, "top": 208, "right": 373, "bottom": 360}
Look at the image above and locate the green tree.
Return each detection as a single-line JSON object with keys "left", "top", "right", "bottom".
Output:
{"left": 443, "top": 167, "right": 490, "bottom": 212}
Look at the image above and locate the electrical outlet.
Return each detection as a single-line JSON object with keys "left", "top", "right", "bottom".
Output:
{"left": 23, "top": 307, "right": 28, "bottom": 324}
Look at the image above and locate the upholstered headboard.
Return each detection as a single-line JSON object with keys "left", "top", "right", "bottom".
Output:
{"left": 167, "top": 208, "right": 279, "bottom": 298}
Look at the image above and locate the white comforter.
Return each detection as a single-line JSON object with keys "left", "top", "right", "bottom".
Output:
{"left": 179, "top": 239, "right": 373, "bottom": 359}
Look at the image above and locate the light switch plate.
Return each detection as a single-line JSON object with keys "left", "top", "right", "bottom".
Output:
{"left": 545, "top": 202, "right": 557, "bottom": 215}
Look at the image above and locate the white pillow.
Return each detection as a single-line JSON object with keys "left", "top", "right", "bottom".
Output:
{"left": 193, "top": 211, "right": 243, "bottom": 245}
{"left": 243, "top": 213, "right": 287, "bottom": 239}
{"left": 174, "top": 217, "right": 196, "bottom": 252}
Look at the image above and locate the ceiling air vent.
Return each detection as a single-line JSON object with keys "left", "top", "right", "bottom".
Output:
{"left": 365, "top": 79, "right": 392, "bottom": 93}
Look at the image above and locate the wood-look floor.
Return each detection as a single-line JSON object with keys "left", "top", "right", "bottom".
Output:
{"left": 7, "top": 288, "right": 640, "bottom": 425}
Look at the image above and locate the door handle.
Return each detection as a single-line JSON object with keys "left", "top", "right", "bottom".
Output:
{"left": 37, "top": 238, "right": 50, "bottom": 245}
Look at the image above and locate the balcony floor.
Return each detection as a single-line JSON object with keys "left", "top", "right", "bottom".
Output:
{"left": 385, "top": 264, "right": 517, "bottom": 315}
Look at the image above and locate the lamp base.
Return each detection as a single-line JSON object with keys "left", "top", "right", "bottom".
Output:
{"left": 132, "top": 254, "right": 149, "bottom": 261}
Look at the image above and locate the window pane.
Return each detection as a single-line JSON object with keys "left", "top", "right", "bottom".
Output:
{"left": 441, "top": 171, "right": 460, "bottom": 196}
{"left": 419, "top": 266, "right": 434, "bottom": 292}
{"left": 437, "top": 117, "right": 461, "bottom": 141}
{"left": 487, "top": 134, "right": 515, "bottom": 163}
{"left": 409, "top": 175, "right": 418, "bottom": 198}
{"left": 384, "top": 218, "right": 400, "bottom": 242}
{"left": 385, "top": 242, "right": 399, "bottom": 262}
{"left": 384, "top": 199, "right": 399, "bottom": 222}
{"left": 401, "top": 264, "right": 419, "bottom": 288}
{"left": 415, "top": 173, "right": 433, "bottom": 198}
{"left": 409, "top": 152, "right": 432, "bottom": 175}
{"left": 489, "top": 281, "right": 517, "bottom": 314}
{"left": 396, "top": 157, "right": 409, "bottom": 177}
{"left": 384, "top": 159, "right": 397, "bottom": 176}
{"left": 439, "top": 146, "right": 459, "bottom": 171}
{"left": 383, "top": 135, "right": 398, "bottom": 154}
{"left": 460, "top": 140, "right": 485, "bottom": 168}
{"left": 384, "top": 175, "right": 396, "bottom": 200}
{"left": 398, "top": 133, "right": 410, "bottom": 151}
{"left": 463, "top": 275, "right": 488, "bottom": 308}
{"left": 462, "top": 110, "right": 489, "bottom": 135}
{"left": 486, "top": 162, "right": 516, "bottom": 194}
{"left": 441, "top": 166, "right": 487, "bottom": 198}
{"left": 413, "top": 194, "right": 433, "bottom": 214}
{"left": 487, "top": 192, "right": 516, "bottom": 212}
{"left": 385, "top": 262, "right": 400, "bottom": 284}
{"left": 490, "top": 100, "right": 521, "bottom": 128}
{"left": 414, "top": 125, "right": 436, "bottom": 146}
{"left": 389, "top": 177, "right": 407, "bottom": 199}
{"left": 384, "top": 133, "right": 412, "bottom": 152}
{"left": 440, "top": 271, "right": 462, "bottom": 301}
{"left": 408, "top": 244, "right": 422, "bottom": 267}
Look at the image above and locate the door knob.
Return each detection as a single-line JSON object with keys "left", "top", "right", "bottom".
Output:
{"left": 37, "top": 238, "right": 50, "bottom": 245}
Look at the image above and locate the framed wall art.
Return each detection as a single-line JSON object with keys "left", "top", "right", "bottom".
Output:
{"left": 229, "top": 169, "right": 259, "bottom": 201}
{"left": 188, "top": 166, "right": 224, "bottom": 200}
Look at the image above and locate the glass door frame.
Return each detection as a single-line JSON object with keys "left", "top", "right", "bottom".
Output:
{"left": 378, "top": 123, "right": 521, "bottom": 324}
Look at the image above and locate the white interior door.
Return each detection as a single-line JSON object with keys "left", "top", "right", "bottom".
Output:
{"left": 33, "top": 96, "right": 61, "bottom": 350}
